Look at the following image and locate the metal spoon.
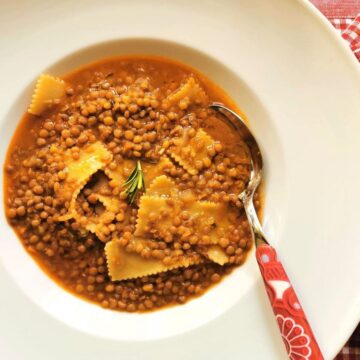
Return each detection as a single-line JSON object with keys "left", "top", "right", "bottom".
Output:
{"left": 210, "top": 103, "right": 324, "bottom": 360}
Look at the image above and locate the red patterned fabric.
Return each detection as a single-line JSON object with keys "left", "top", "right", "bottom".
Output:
{"left": 311, "top": 0, "right": 360, "bottom": 18}
{"left": 341, "top": 15, "right": 360, "bottom": 57}
{"left": 334, "top": 324, "right": 360, "bottom": 360}
{"left": 311, "top": 1, "right": 360, "bottom": 60}
{"left": 329, "top": 15, "right": 360, "bottom": 60}
{"left": 310, "top": 1, "right": 360, "bottom": 358}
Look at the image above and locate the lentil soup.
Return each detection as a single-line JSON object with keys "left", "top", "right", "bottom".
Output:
{"left": 4, "top": 56, "right": 261, "bottom": 312}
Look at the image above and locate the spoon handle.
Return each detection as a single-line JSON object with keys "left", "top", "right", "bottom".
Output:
{"left": 256, "top": 244, "right": 324, "bottom": 360}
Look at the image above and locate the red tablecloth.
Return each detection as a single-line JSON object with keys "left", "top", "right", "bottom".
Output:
{"left": 312, "top": 0, "right": 360, "bottom": 61}
{"left": 309, "top": 2, "right": 360, "bottom": 359}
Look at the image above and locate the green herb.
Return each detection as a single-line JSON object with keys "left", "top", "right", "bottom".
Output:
{"left": 123, "top": 160, "right": 146, "bottom": 204}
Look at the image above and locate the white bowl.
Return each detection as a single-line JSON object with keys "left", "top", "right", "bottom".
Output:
{"left": 0, "top": 1, "right": 359, "bottom": 359}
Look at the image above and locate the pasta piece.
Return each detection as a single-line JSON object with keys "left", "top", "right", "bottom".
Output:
{"left": 187, "top": 200, "right": 219, "bottom": 219}
{"left": 186, "top": 201, "right": 224, "bottom": 245}
{"left": 135, "top": 192, "right": 226, "bottom": 246}
{"left": 96, "top": 194, "right": 122, "bottom": 214}
{"left": 147, "top": 175, "right": 176, "bottom": 197}
{"left": 164, "top": 77, "right": 208, "bottom": 108}
{"left": 181, "top": 200, "right": 232, "bottom": 245}
{"left": 135, "top": 196, "right": 176, "bottom": 237}
{"left": 169, "top": 128, "right": 216, "bottom": 175}
{"left": 136, "top": 170, "right": 228, "bottom": 244}
{"left": 59, "top": 141, "right": 112, "bottom": 200}
{"left": 28, "top": 74, "right": 66, "bottom": 115}
{"left": 56, "top": 142, "right": 112, "bottom": 220}
{"left": 105, "top": 240, "right": 200, "bottom": 280}
{"left": 205, "top": 245, "right": 229, "bottom": 265}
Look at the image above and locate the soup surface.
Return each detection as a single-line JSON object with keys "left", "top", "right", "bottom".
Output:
{"left": 4, "top": 56, "right": 261, "bottom": 312}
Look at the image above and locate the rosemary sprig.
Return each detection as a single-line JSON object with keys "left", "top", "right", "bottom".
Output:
{"left": 123, "top": 160, "right": 146, "bottom": 204}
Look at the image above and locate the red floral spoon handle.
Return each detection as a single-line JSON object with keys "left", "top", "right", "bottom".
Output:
{"left": 256, "top": 244, "right": 324, "bottom": 360}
